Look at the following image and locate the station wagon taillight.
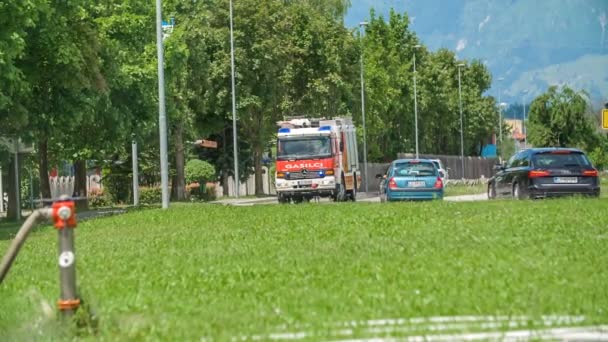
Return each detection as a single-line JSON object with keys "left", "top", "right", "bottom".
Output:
{"left": 583, "top": 169, "right": 598, "bottom": 177}
{"left": 388, "top": 177, "right": 398, "bottom": 190}
{"left": 528, "top": 170, "right": 551, "bottom": 178}
{"left": 434, "top": 177, "right": 443, "bottom": 189}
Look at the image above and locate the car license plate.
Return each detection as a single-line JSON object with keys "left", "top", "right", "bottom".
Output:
{"left": 408, "top": 181, "right": 426, "bottom": 188}
{"left": 298, "top": 180, "right": 312, "bottom": 186}
{"left": 554, "top": 177, "right": 577, "bottom": 184}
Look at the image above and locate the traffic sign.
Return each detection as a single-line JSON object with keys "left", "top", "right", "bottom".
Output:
{"left": 603, "top": 109, "right": 608, "bottom": 130}
{"left": 0, "top": 137, "right": 34, "bottom": 153}
{"left": 194, "top": 139, "right": 218, "bottom": 149}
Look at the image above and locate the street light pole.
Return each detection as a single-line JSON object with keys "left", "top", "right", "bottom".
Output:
{"left": 522, "top": 92, "right": 527, "bottom": 149}
{"left": 457, "top": 63, "right": 465, "bottom": 179}
{"left": 497, "top": 77, "right": 504, "bottom": 143}
{"left": 359, "top": 22, "right": 368, "bottom": 193}
{"left": 155, "top": 0, "right": 169, "bottom": 209}
{"left": 229, "top": 0, "right": 239, "bottom": 198}
{"left": 413, "top": 51, "right": 418, "bottom": 159}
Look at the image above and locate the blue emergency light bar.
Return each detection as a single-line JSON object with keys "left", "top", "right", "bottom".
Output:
{"left": 278, "top": 128, "right": 291, "bottom": 133}
{"left": 319, "top": 126, "right": 331, "bottom": 131}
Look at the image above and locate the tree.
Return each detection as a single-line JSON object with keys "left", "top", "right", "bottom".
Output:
{"left": 527, "top": 86, "right": 599, "bottom": 149}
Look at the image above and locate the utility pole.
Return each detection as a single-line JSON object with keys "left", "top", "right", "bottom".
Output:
{"left": 155, "top": 0, "right": 169, "bottom": 209}
{"left": 522, "top": 90, "right": 528, "bottom": 149}
{"left": 497, "top": 77, "right": 504, "bottom": 143}
{"left": 359, "top": 22, "right": 369, "bottom": 193}
{"left": 132, "top": 138, "right": 139, "bottom": 206}
{"left": 14, "top": 140, "right": 21, "bottom": 221}
{"left": 413, "top": 45, "right": 421, "bottom": 159}
{"left": 229, "top": 0, "right": 239, "bottom": 198}
{"left": 457, "top": 63, "right": 465, "bottom": 179}
{"left": 0, "top": 166, "right": 4, "bottom": 213}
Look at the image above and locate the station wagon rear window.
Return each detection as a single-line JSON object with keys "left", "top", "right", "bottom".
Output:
{"left": 532, "top": 152, "right": 591, "bottom": 168}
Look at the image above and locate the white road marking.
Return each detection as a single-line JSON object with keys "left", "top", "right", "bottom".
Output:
{"left": 233, "top": 315, "right": 601, "bottom": 341}
{"left": 334, "top": 326, "right": 608, "bottom": 342}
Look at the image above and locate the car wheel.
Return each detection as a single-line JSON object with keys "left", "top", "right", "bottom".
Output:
{"left": 512, "top": 182, "right": 525, "bottom": 200}
{"left": 488, "top": 183, "right": 496, "bottom": 199}
{"left": 333, "top": 181, "right": 345, "bottom": 202}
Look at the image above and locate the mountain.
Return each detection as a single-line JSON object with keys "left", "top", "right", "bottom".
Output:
{"left": 346, "top": 0, "right": 608, "bottom": 106}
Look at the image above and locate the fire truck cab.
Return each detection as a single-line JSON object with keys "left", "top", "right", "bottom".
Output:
{"left": 275, "top": 117, "right": 360, "bottom": 203}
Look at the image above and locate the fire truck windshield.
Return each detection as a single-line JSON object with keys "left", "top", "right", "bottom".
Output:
{"left": 277, "top": 136, "right": 332, "bottom": 160}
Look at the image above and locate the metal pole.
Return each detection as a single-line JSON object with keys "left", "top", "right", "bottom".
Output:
{"left": 229, "top": 0, "right": 239, "bottom": 198}
{"left": 14, "top": 142, "right": 21, "bottom": 221}
{"left": 0, "top": 208, "right": 52, "bottom": 283}
{"left": 497, "top": 83, "right": 502, "bottom": 143}
{"left": 29, "top": 169, "right": 34, "bottom": 210}
{"left": 0, "top": 166, "right": 4, "bottom": 213}
{"left": 156, "top": 0, "right": 169, "bottom": 209}
{"left": 132, "top": 140, "right": 139, "bottom": 206}
{"left": 458, "top": 65, "right": 465, "bottom": 179}
{"left": 359, "top": 22, "right": 368, "bottom": 193}
{"left": 58, "top": 224, "right": 77, "bottom": 317}
{"left": 413, "top": 52, "right": 419, "bottom": 159}
{"left": 522, "top": 95, "right": 527, "bottom": 149}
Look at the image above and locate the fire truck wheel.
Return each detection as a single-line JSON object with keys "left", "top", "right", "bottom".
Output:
{"left": 278, "top": 194, "right": 290, "bottom": 204}
{"left": 333, "top": 180, "right": 346, "bottom": 202}
{"left": 350, "top": 178, "right": 357, "bottom": 202}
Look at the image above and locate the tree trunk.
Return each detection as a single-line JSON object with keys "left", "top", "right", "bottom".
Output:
{"left": 38, "top": 139, "right": 51, "bottom": 203}
{"left": 254, "top": 143, "right": 264, "bottom": 196}
{"left": 173, "top": 123, "right": 186, "bottom": 201}
{"left": 6, "top": 155, "right": 20, "bottom": 221}
{"left": 73, "top": 160, "right": 89, "bottom": 211}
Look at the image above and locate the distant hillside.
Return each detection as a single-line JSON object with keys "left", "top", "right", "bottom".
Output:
{"left": 346, "top": 0, "right": 608, "bottom": 104}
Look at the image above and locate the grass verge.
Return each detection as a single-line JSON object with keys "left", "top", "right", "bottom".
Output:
{"left": 1, "top": 199, "right": 607, "bottom": 340}
{"left": 444, "top": 182, "right": 487, "bottom": 196}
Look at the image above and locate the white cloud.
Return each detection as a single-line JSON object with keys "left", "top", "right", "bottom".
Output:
{"left": 456, "top": 39, "right": 467, "bottom": 52}
{"left": 478, "top": 15, "right": 491, "bottom": 32}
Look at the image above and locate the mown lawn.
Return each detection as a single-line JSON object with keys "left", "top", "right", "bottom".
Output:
{"left": 444, "top": 183, "right": 487, "bottom": 196}
{"left": 443, "top": 176, "right": 608, "bottom": 197}
{"left": 1, "top": 199, "right": 608, "bottom": 340}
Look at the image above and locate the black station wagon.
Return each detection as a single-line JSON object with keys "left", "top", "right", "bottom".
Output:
{"left": 488, "top": 148, "right": 600, "bottom": 199}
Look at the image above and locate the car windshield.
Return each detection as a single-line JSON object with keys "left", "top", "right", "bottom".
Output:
{"left": 432, "top": 161, "right": 441, "bottom": 169}
{"left": 277, "top": 136, "right": 331, "bottom": 160}
{"left": 393, "top": 162, "right": 437, "bottom": 177}
{"left": 532, "top": 152, "right": 591, "bottom": 168}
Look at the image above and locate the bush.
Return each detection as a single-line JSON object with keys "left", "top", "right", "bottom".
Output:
{"left": 203, "top": 183, "right": 217, "bottom": 201}
{"left": 185, "top": 159, "right": 215, "bottom": 184}
{"left": 139, "top": 186, "right": 162, "bottom": 205}
{"left": 103, "top": 168, "right": 131, "bottom": 204}
{"left": 588, "top": 147, "right": 607, "bottom": 171}
{"left": 88, "top": 188, "right": 113, "bottom": 208}
{"left": 187, "top": 182, "right": 217, "bottom": 202}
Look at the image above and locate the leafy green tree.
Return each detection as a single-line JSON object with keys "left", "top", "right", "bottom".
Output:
{"left": 185, "top": 159, "right": 216, "bottom": 184}
{"left": 527, "top": 86, "right": 599, "bottom": 149}
{"left": 0, "top": 0, "right": 44, "bottom": 136}
{"left": 360, "top": 9, "right": 418, "bottom": 161}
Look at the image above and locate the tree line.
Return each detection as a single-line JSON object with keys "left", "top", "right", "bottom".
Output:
{"left": 1, "top": 0, "right": 506, "bottom": 217}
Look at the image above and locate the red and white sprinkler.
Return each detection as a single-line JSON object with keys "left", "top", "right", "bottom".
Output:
{"left": 0, "top": 197, "right": 80, "bottom": 317}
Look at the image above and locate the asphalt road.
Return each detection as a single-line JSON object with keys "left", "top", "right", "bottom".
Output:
{"left": 214, "top": 192, "right": 488, "bottom": 206}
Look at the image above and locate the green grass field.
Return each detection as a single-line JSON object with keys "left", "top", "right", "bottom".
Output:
{"left": 444, "top": 183, "right": 487, "bottom": 196}
{"left": 1, "top": 199, "right": 608, "bottom": 340}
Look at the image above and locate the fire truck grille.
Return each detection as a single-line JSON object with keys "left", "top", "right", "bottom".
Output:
{"left": 288, "top": 171, "right": 319, "bottom": 180}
